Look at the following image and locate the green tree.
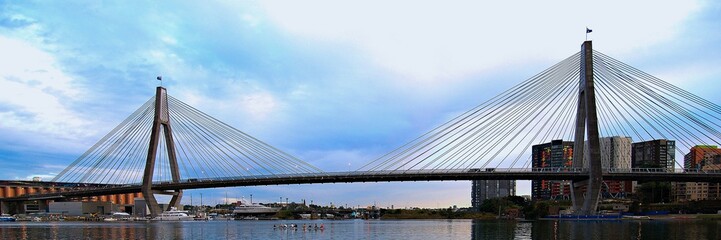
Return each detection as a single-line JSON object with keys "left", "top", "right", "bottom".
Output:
{"left": 479, "top": 197, "right": 521, "bottom": 215}
{"left": 523, "top": 201, "right": 549, "bottom": 219}
{"left": 636, "top": 182, "right": 672, "bottom": 204}
{"left": 479, "top": 198, "right": 500, "bottom": 213}
{"left": 506, "top": 196, "right": 528, "bottom": 207}
{"left": 274, "top": 210, "right": 294, "bottom": 219}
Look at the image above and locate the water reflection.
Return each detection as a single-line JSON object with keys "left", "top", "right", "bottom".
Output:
{"left": 0, "top": 219, "right": 720, "bottom": 239}
{"left": 532, "top": 219, "right": 721, "bottom": 240}
{"left": 469, "top": 219, "right": 721, "bottom": 240}
{"left": 471, "top": 220, "right": 524, "bottom": 240}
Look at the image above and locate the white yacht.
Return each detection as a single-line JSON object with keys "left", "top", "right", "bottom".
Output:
{"left": 152, "top": 207, "right": 194, "bottom": 221}
{"left": 104, "top": 212, "right": 131, "bottom": 221}
{"left": 111, "top": 212, "right": 131, "bottom": 217}
{"left": 233, "top": 199, "right": 280, "bottom": 215}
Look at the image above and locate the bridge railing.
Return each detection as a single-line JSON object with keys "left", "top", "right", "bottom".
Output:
{"left": 353, "top": 168, "right": 588, "bottom": 175}
{"left": 603, "top": 168, "right": 721, "bottom": 174}
{"left": 603, "top": 168, "right": 674, "bottom": 173}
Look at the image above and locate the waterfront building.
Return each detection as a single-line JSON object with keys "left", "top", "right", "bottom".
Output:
{"left": 631, "top": 139, "right": 675, "bottom": 172}
{"left": 583, "top": 136, "right": 632, "bottom": 170}
{"left": 675, "top": 148, "right": 721, "bottom": 202}
{"left": 531, "top": 138, "right": 634, "bottom": 201}
{"left": 0, "top": 180, "right": 141, "bottom": 215}
{"left": 531, "top": 140, "right": 574, "bottom": 201}
{"left": 684, "top": 145, "right": 721, "bottom": 170}
{"left": 631, "top": 139, "right": 675, "bottom": 202}
{"left": 471, "top": 179, "right": 516, "bottom": 210}
{"left": 48, "top": 201, "right": 115, "bottom": 216}
{"left": 583, "top": 136, "right": 634, "bottom": 197}
{"left": 583, "top": 136, "right": 633, "bottom": 198}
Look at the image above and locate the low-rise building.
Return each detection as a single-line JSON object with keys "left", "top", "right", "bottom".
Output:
{"left": 49, "top": 201, "right": 115, "bottom": 216}
{"left": 675, "top": 151, "right": 721, "bottom": 202}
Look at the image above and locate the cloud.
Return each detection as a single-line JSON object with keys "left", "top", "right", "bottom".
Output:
{"left": 261, "top": 0, "right": 701, "bottom": 84}
{"left": 0, "top": 14, "right": 35, "bottom": 29}
{"left": 0, "top": 36, "right": 92, "bottom": 139}
{"left": 239, "top": 92, "right": 280, "bottom": 120}
{"left": 652, "top": 60, "right": 721, "bottom": 96}
{"left": 296, "top": 149, "right": 378, "bottom": 172}
{"left": 241, "top": 14, "right": 261, "bottom": 28}
{"left": 22, "top": 174, "right": 54, "bottom": 181}
{"left": 171, "top": 82, "right": 287, "bottom": 136}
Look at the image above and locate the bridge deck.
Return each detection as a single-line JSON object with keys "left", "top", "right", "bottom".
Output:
{"left": 3, "top": 170, "right": 721, "bottom": 201}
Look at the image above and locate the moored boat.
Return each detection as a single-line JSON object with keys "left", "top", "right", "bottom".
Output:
{"left": 152, "top": 207, "right": 194, "bottom": 221}
{"left": 0, "top": 214, "right": 16, "bottom": 222}
{"left": 233, "top": 198, "right": 280, "bottom": 215}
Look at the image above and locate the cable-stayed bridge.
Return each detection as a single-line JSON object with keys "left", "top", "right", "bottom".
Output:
{"left": 3, "top": 41, "right": 721, "bottom": 216}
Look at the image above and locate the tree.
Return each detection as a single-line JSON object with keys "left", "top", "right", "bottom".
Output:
{"left": 523, "top": 201, "right": 549, "bottom": 219}
{"left": 479, "top": 198, "right": 500, "bottom": 213}
{"left": 274, "top": 210, "right": 294, "bottom": 219}
{"left": 506, "top": 196, "right": 528, "bottom": 207}
{"left": 636, "top": 182, "right": 672, "bottom": 204}
{"left": 479, "top": 197, "right": 521, "bottom": 215}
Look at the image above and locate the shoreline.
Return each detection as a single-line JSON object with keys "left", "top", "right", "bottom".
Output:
{"left": 5, "top": 213, "right": 721, "bottom": 223}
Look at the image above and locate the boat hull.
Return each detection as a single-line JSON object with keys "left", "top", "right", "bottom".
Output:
{"left": 151, "top": 216, "right": 195, "bottom": 221}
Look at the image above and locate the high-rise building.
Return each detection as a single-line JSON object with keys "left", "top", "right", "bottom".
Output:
{"left": 583, "top": 136, "right": 632, "bottom": 170}
{"left": 531, "top": 140, "right": 574, "bottom": 201}
{"left": 631, "top": 139, "right": 675, "bottom": 172}
{"left": 631, "top": 139, "right": 675, "bottom": 202}
{"left": 531, "top": 138, "right": 635, "bottom": 201}
{"left": 471, "top": 179, "right": 516, "bottom": 210}
{"left": 583, "top": 136, "right": 634, "bottom": 197}
{"left": 684, "top": 145, "right": 721, "bottom": 170}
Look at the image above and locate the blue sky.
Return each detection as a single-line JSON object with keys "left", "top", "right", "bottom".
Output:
{"left": 1, "top": 1, "right": 721, "bottom": 208}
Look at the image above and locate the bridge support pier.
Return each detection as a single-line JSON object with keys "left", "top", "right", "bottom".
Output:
{"left": 141, "top": 87, "right": 183, "bottom": 218}
{"left": 570, "top": 41, "right": 603, "bottom": 215}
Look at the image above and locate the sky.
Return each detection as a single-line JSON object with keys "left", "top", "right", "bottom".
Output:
{"left": 1, "top": 0, "right": 721, "bottom": 208}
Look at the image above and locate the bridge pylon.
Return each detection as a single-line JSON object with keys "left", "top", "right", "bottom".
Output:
{"left": 141, "top": 86, "right": 183, "bottom": 218}
{"left": 570, "top": 41, "right": 603, "bottom": 215}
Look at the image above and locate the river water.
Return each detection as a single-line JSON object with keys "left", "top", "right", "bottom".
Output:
{"left": 1, "top": 219, "right": 720, "bottom": 239}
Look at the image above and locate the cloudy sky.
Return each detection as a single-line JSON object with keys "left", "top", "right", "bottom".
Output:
{"left": 1, "top": 1, "right": 720, "bottom": 208}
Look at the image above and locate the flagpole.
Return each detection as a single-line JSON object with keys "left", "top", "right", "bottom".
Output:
{"left": 585, "top": 27, "right": 592, "bottom": 41}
